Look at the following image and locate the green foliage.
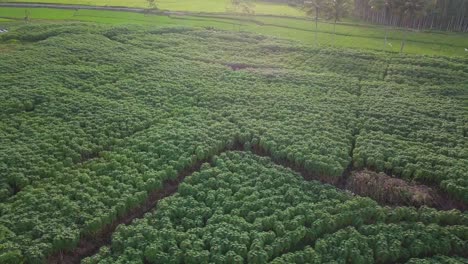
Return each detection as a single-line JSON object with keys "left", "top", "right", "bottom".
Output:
{"left": 146, "top": 0, "right": 156, "bottom": 9}
{"left": 327, "top": 0, "right": 353, "bottom": 21}
{"left": 86, "top": 152, "right": 467, "bottom": 263}
{"left": 230, "top": 0, "right": 256, "bottom": 14}
{"left": 0, "top": 23, "right": 466, "bottom": 262}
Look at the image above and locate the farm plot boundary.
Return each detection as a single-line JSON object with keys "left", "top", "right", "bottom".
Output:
{"left": 47, "top": 139, "right": 467, "bottom": 264}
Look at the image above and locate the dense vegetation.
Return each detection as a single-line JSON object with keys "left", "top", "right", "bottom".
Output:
{"left": 239, "top": 0, "right": 468, "bottom": 32}
{"left": 84, "top": 152, "right": 468, "bottom": 263}
{"left": 0, "top": 23, "right": 467, "bottom": 263}
{"left": 354, "top": 0, "right": 468, "bottom": 32}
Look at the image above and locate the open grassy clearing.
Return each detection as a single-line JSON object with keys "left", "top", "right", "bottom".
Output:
{"left": 0, "top": 23, "right": 467, "bottom": 263}
{"left": 1, "top": 7, "right": 467, "bottom": 56}
{"left": 0, "top": 0, "right": 305, "bottom": 16}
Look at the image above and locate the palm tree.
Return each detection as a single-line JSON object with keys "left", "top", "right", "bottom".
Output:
{"left": 303, "top": 0, "right": 330, "bottom": 47}
{"left": 368, "top": 0, "right": 392, "bottom": 49}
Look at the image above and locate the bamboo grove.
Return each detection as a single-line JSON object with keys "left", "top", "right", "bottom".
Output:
{"left": 0, "top": 24, "right": 467, "bottom": 263}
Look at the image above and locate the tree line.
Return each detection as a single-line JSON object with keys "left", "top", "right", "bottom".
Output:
{"left": 355, "top": 0, "right": 468, "bottom": 32}
{"left": 256, "top": 0, "right": 468, "bottom": 32}
{"left": 145, "top": 0, "right": 467, "bottom": 32}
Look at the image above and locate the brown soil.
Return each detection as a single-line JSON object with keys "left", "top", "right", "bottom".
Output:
{"left": 226, "top": 63, "right": 252, "bottom": 71}
{"left": 47, "top": 141, "right": 466, "bottom": 263}
{"left": 249, "top": 143, "right": 466, "bottom": 211}
{"left": 347, "top": 170, "right": 467, "bottom": 211}
{"left": 225, "top": 63, "right": 281, "bottom": 71}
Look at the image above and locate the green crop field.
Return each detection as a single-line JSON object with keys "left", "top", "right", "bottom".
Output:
{"left": 0, "top": 0, "right": 305, "bottom": 16}
{"left": 87, "top": 152, "right": 467, "bottom": 264}
{"left": 0, "top": 22, "right": 467, "bottom": 263}
{"left": 1, "top": 7, "right": 468, "bottom": 56}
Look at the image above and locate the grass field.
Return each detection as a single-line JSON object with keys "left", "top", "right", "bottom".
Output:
{"left": 0, "top": 0, "right": 305, "bottom": 16}
{"left": 1, "top": 7, "right": 467, "bottom": 56}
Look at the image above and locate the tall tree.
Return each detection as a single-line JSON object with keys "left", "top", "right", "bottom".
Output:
{"left": 146, "top": 0, "right": 157, "bottom": 10}
{"left": 328, "top": 0, "right": 352, "bottom": 46}
{"left": 231, "top": 0, "right": 256, "bottom": 14}
{"left": 396, "top": 0, "right": 431, "bottom": 52}
{"left": 24, "top": 9, "right": 30, "bottom": 23}
{"left": 303, "top": 0, "right": 330, "bottom": 46}
{"left": 368, "top": 0, "right": 392, "bottom": 49}
{"left": 355, "top": 0, "right": 466, "bottom": 32}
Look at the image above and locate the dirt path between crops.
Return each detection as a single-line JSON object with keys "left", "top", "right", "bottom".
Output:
{"left": 48, "top": 171, "right": 182, "bottom": 263}
{"left": 47, "top": 142, "right": 243, "bottom": 264}
{"left": 47, "top": 155, "right": 222, "bottom": 263}
{"left": 47, "top": 140, "right": 466, "bottom": 264}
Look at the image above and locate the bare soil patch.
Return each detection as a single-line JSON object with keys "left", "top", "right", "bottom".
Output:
{"left": 347, "top": 169, "right": 467, "bottom": 211}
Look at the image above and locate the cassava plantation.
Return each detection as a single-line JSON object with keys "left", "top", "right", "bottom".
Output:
{"left": 0, "top": 0, "right": 467, "bottom": 263}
